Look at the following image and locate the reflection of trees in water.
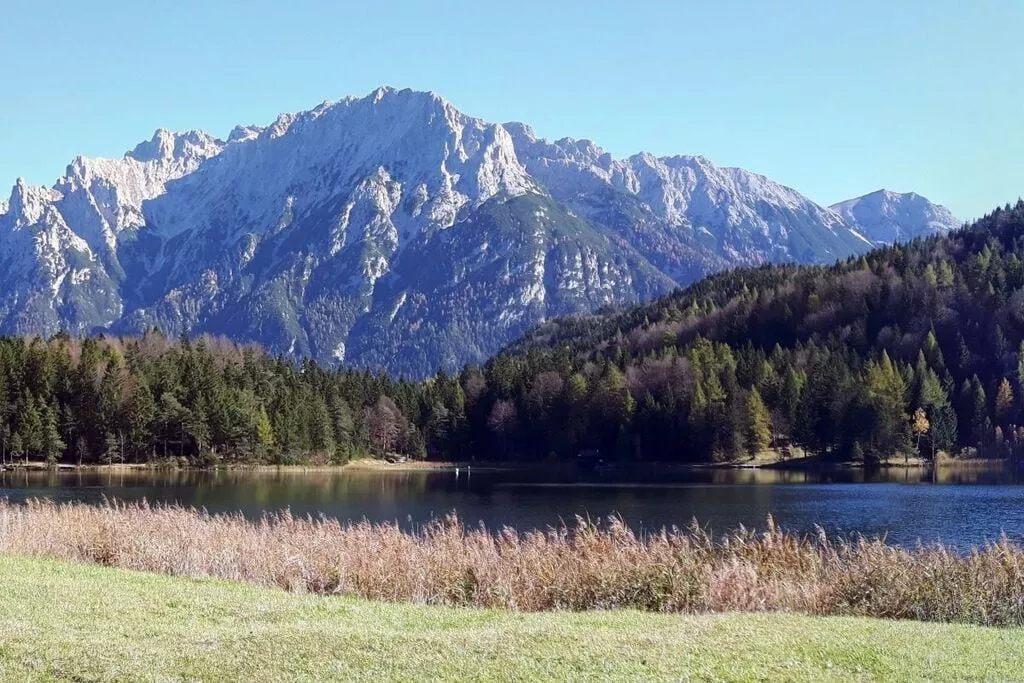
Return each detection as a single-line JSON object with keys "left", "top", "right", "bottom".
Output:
{"left": 932, "top": 462, "right": 1014, "bottom": 485}
{"left": 0, "top": 464, "right": 1019, "bottom": 532}
{"left": 1, "top": 464, "right": 1021, "bottom": 494}
{"left": 181, "top": 470, "right": 436, "bottom": 508}
{"left": 0, "top": 469, "right": 435, "bottom": 515}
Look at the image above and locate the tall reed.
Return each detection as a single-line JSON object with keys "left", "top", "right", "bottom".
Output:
{"left": 1, "top": 499, "right": 1022, "bottom": 626}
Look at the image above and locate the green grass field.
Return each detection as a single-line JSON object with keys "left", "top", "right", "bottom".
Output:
{"left": 1, "top": 554, "right": 1022, "bottom": 681}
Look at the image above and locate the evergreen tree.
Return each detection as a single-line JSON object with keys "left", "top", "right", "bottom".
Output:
{"left": 863, "top": 351, "right": 911, "bottom": 461}
{"left": 969, "top": 376, "right": 989, "bottom": 451}
{"left": 103, "top": 431, "right": 122, "bottom": 465}
{"left": 743, "top": 388, "right": 772, "bottom": 455}
{"left": 125, "top": 379, "right": 156, "bottom": 462}
{"left": 777, "top": 366, "right": 802, "bottom": 439}
{"left": 590, "top": 364, "right": 635, "bottom": 455}
{"left": 40, "top": 404, "right": 65, "bottom": 464}
{"left": 995, "top": 378, "right": 1015, "bottom": 427}
{"left": 309, "top": 397, "right": 335, "bottom": 458}
{"left": 255, "top": 405, "right": 275, "bottom": 457}
{"left": 21, "top": 394, "right": 43, "bottom": 461}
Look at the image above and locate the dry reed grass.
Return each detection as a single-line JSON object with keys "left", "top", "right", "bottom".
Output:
{"left": 1, "top": 499, "right": 1022, "bottom": 626}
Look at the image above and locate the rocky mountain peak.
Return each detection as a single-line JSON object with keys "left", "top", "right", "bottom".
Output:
{"left": 227, "top": 125, "right": 264, "bottom": 144}
{"left": 5, "top": 178, "right": 61, "bottom": 227}
{"left": 127, "top": 128, "right": 222, "bottom": 164}
{"left": 830, "top": 189, "right": 959, "bottom": 245}
{"left": 0, "top": 88, "right": 956, "bottom": 376}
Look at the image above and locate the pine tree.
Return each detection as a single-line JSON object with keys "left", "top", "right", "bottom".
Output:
{"left": 331, "top": 393, "right": 360, "bottom": 446}
{"left": 688, "top": 379, "right": 710, "bottom": 457}
{"left": 158, "top": 393, "right": 187, "bottom": 459}
{"left": 590, "top": 364, "right": 635, "bottom": 455}
{"left": 923, "top": 329, "right": 946, "bottom": 376}
{"left": 863, "top": 351, "right": 911, "bottom": 461}
{"left": 21, "top": 395, "right": 43, "bottom": 462}
{"left": 916, "top": 359, "right": 957, "bottom": 458}
{"left": 125, "top": 379, "right": 156, "bottom": 462}
{"left": 969, "top": 375, "right": 988, "bottom": 450}
{"left": 309, "top": 397, "right": 335, "bottom": 458}
{"left": 98, "top": 363, "right": 126, "bottom": 438}
{"left": 778, "top": 366, "right": 802, "bottom": 438}
{"left": 255, "top": 405, "right": 275, "bottom": 458}
{"left": 797, "top": 355, "right": 842, "bottom": 457}
{"left": 103, "top": 431, "right": 121, "bottom": 465}
{"left": 0, "top": 369, "right": 8, "bottom": 458}
{"left": 957, "top": 334, "right": 972, "bottom": 374}
{"left": 566, "top": 373, "right": 590, "bottom": 450}
{"left": 40, "top": 404, "right": 65, "bottom": 464}
{"left": 995, "top": 378, "right": 1015, "bottom": 426}
{"left": 743, "top": 388, "right": 772, "bottom": 455}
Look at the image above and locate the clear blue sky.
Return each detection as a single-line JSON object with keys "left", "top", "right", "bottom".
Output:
{"left": 2, "top": 0, "right": 1021, "bottom": 219}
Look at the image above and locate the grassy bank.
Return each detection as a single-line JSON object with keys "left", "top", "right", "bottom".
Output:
{"left": 2, "top": 554, "right": 1023, "bottom": 681}
{"left": 3, "top": 500, "right": 1024, "bottom": 626}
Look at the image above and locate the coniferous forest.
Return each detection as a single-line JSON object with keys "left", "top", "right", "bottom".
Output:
{"left": 5, "top": 202, "right": 1024, "bottom": 466}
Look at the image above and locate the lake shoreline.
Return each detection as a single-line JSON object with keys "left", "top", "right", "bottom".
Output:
{"left": 0, "top": 458, "right": 520, "bottom": 474}
{"left": 0, "top": 455, "right": 1012, "bottom": 474}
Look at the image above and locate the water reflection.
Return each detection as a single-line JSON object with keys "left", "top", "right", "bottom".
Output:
{"left": 0, "top": 463, "right": 1022, "bottom": 548}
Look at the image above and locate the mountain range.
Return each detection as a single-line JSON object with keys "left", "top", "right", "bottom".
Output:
{"left": 0, "top": 87, "right": 960, "bottom": 377}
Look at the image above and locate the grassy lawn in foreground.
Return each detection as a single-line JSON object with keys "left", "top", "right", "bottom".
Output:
{"left": 0, "top": 554, "right": 1022, "bottom": 681}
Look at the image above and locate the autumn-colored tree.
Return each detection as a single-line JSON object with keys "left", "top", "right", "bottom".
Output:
{"left": 911, "top": 408, "right": 930, "bottom": 462}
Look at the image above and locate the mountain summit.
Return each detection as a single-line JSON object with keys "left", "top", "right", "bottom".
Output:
{"left": 830, "top": 189, "right": 961, "bottom": 245}
{"left": 0, "top": 87, "right": 956, "bottom": 376}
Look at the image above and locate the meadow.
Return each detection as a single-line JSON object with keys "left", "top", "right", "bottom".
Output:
{"left": 3, "top": 553, "right": 1024, "bottom": 681}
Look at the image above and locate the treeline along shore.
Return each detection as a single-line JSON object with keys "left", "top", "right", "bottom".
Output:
{"left": 5, "top": 202, "right": 1024, "bottom": 467}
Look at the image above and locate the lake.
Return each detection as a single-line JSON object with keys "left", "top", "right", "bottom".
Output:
{"left": 1, "top": 464, "right": 1023, "bottom": 548}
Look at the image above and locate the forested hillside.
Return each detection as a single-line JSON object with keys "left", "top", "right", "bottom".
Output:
{"left": 1, "top": 201, "right": 1022, "bottom": 466}
{"left": 497, "top": 200, "right": 1024, "bottom": 462}
{"left": 0, "top": 334, "right": 438, "bottom": 465}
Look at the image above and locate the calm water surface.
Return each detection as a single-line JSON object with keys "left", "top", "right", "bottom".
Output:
{"left": 2, "top": 465, "right": 1024, "bottom": 548}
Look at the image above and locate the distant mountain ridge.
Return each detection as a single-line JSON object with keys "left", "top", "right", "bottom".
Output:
{"left": 830, "top": 189, "right": 960, "bottom": 245}
{"left": 0, "top": 86, "right": 957, "bottom": 376}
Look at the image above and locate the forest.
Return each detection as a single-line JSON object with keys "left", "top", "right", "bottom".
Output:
{"left": 4, "top": 201, "right": 1024, "bottom": 466}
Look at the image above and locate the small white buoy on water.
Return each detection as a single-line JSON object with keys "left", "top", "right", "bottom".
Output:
{"left": 455, "top": 466, "right": 460, "bottom": 478}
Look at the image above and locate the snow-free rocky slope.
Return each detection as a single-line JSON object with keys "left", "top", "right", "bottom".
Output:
{"left": 0, "top": 87, "right": 957, "bottom": 377}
